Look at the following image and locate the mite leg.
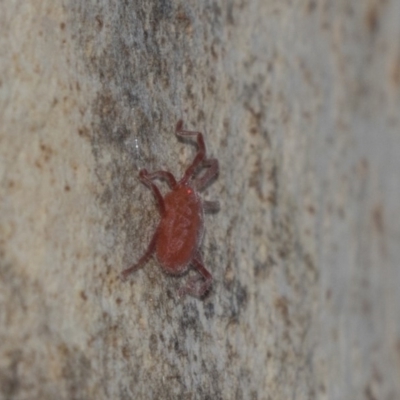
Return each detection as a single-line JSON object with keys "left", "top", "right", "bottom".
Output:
{"left": 178, "top": 253, "right": 212, "bottom": 298}
{"left": 203, "top": 200, "right": 220, "bottom": 213}
{"left": 121, "top": 231, "right": 158, "bottom": 280}
{"left": 194, "top": 158, "right": 219, "bottom": 191}
{"left": 139, "top": 169, "right": 166, "bottom": 215}
{"left": 175, "top": 120, "right": 206, "bottom": 184}
{"left": 143, "top": 170, "right": 177, "bottom": 189}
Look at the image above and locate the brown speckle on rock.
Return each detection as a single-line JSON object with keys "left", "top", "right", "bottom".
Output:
{"left": 390, "top": 55, "right": 400, "bottom": 88}
{"left": 365, "top": 4, "right": 379, "bottom": 33}
{"left": 274, "top": 296, "right": 290, "bottom": 325}
{"left": 307, "top": 205, "right": 315, "bottom": 214}
{"left": 372, "top": 203, "right": 384, "bottom": 234}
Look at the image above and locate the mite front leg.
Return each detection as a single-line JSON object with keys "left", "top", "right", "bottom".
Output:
{"left": 139, "top": 169, "right": 166, "bottom": 215}
{"left": 178, "top": 253, "right": 212, "bottom": 298}
{"left": 203, "top": 200, "right": 220, "bottom": 213}
{"left": 143, "top": 170, "right": 177, "bottom": 189}
{"left": 194, "top": 158, "right": 219, "bottom": 191}
{"left": 175, "top": 120, "right": 206, "bottom": 184}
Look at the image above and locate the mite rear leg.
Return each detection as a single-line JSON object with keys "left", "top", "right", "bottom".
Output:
{"left": 121, "top": 231, "right": 158, "bottom": 280}
{"left": 178, "top": 253, "right": 212, "bottom": 298}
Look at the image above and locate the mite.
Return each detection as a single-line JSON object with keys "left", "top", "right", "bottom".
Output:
{"left": 121, "top": 120, "right": 219, "bottom": 298}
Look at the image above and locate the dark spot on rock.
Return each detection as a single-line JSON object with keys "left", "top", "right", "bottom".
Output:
{"left": 211, "top": 41, "right": 218, "bottom": 60}
{"left": 39, "top": 143, "right": 54, "bottom": 163}
{"left": 372, "top": 203, "right": 384, "bottom": 234}
{"left": 197, "top": 109, "right": 205, "bottom": 122}
{"left": 121, "top": 345, "right": 130, "bottom": 359}
{"left": 326, "top": 288, "right": 332, "bottom": 300}
{"left": 391, "top": 56, "right": 400, "bottom": 87}
{"left": 60, "top": 22, "right": 66, "bottom": 30}
{"left": 204, "top": 300, "right": 215, "bottom": 319}
{"left": 149, "top": 333, "right": 158, "bottom": 354}
{"left": 274, "top": 296, "right": 290, "bottom": 325}
{"left": 365, "top": 4, "right": 379, "bottom": 33}
{"left": 278, "top": 247, "right": 288, "bottom": 259}
{"left": 358, "top": 157, "right": 369, "bottom": 177}
{"left": 179, "top": 303, "right": 200, "bottom": 331}
{"left": 236, "top": 283, "right": 248, "bottom": 309}
{"left": 61, "top": 345, "right": 91, "bottom": 399}
{"left": 64, "top": 184, "right": 71, "bottom": 192}
{"left": 0, "top": 350, "right": 22, "bottom": 399}
{"left": 78, "top": 126, "right": 90, "bottom": 139}
{"left": 152, "top": 0, "right": 172, "bottom": 22}
{"left": 95, "top": 15, "right": 103, "bottom": 30}
{"left": 305, "top": 0, "right": 316, "bottom": 13}
{"left": 79, "top": 290, "right": 87, "bottom": 301}
{"left": 362, "top": 299, "right": 372, "bottom": 314}
{"left": 253, "top": 256, "right": 275, "bottom": 279}
{"left": 364, "top": 384, "right": 377, "bottom": 400}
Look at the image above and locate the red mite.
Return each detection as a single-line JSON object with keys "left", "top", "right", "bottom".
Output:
{"left": 121, "top": 120, "right": 219, "bottom": 298}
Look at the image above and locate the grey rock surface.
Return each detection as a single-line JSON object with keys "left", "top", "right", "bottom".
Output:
{"left": 1, "top": 1, "right": 400, "bottom": 399}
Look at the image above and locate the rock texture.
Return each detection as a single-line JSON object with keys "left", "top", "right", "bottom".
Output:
{"left": 1, "top": 1, "right": 400, "bottom": 399}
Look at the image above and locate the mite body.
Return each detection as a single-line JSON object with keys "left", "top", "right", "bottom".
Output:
{"left": 121, "top": 120, "right": 219, "bottom": 298}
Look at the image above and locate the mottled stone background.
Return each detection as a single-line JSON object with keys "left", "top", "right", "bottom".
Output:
{"left": 1, "top": 1, "right": 400, "bottom": 399}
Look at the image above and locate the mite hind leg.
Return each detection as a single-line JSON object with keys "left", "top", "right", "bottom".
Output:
{"left": 121, "top": 231, "right": 158, "bottom": 280}
{"left": 178, "top": 253, "right": 212, "bottom": 298}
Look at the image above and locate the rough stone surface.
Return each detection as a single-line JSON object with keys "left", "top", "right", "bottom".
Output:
{"left": 1, "top": 1, "right": 400, "bottom": 399}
